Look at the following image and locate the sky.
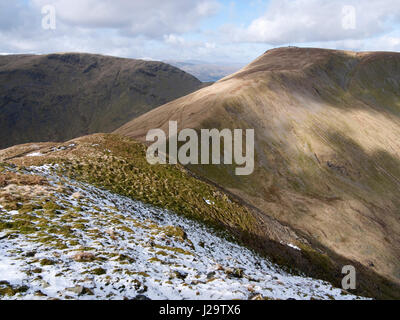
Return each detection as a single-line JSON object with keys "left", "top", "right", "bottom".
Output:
{"left": 1, "top": 0, "right": 400, "bottom": 64}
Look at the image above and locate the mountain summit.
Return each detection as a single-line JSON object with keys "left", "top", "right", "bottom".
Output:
{"left": 116, "top": 47, "right": 400, "bottom": 298}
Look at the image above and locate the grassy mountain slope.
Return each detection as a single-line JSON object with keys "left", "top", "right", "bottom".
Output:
{"left": 0, "top": 138, "right": 368, "bottom": 300}
{"left": 115, "top": 47, "right": 400, "bottom": 298}
{"left": 0, "top": 53, "right": 204, "bottom": 149}
{"left": 1, "top": 133, "right": 398, "bottom": 299}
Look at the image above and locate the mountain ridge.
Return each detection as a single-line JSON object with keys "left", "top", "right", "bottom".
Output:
{"left": 0, "top": 52, "right": 205, "bottom": 149}
{"left": 115, "top": 47, "right": 400, "bottom": 297}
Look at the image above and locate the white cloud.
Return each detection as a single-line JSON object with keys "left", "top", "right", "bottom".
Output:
{"left": 31, "top": 0, "right": 220, "bottom": 38}
{"left": 164, "top": 34, "right": 186, "bottom": 45}
{"left": 0, "top": 0, "right": 224, "bottom": 61}
{"left": 229, "top": 0, "right": 400, "bottom": 45}
{"left": 1, "top": 0, "right": 400, "bottom": 64}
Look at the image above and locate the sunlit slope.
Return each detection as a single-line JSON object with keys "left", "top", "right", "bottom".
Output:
{"left": 116, "top": 47, "right": 400, "bottom": 290}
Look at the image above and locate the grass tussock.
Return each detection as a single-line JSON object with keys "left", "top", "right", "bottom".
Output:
{"left": 0, "top": 171, "right": 48, "bottom": 188}
{"left": 58, "top": 135, "right": 258, "bottom": 239}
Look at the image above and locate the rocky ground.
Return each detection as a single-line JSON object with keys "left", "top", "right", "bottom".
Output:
{"left": 0, "top": 163, "right": 366, "bottom": 300}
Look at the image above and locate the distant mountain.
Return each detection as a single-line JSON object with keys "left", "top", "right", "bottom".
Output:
{"left": 117, "top": 47, "right": 400, "bottom": 299}
{"left": 166, "top": 60, "right": 244, "bottom": 82}
{"left": 0, "top": 53, "right": 204, "bottom": 149}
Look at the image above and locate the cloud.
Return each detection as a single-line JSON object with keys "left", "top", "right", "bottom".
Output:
{"left": 1, "top": 0, "right": 400, "bottom": 63}
{"left": 164, "top": 34, "right": 186, "bottom": 46}
{"left": 228, "top": 0, "right": 400, "bottom": 45}
{"left": 31, "top": 0, "right": 220, "bottom": 38}
{"left": 0, "top": 0, "right": 223, "bottom": 60}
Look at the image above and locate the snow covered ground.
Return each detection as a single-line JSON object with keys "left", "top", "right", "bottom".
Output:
{"left": 0, "top": 165, "right": 367, "bottom": 300}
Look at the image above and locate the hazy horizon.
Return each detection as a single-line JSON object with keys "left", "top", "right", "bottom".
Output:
{"left": 1, "top": 0, "right": 400, "bottom": 64}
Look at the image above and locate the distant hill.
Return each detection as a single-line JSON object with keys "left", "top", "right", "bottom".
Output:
{"left": 166, "top": 60, "right": 244, "bottom": 82}
{"left": 0, "top": 53, "right": 204, "bottom": 149}
{"left": 116, "top": 47, "right": 400, "bottom": 299}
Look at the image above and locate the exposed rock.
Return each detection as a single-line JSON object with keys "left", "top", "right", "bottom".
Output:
{"left": 137, "top": 285, "right": 148, "bottom": 294}
{"left": 66, "top": 285, "right": 84, "bottom": 295}
{"left": 172, "top": 271, "right": 188, "bottom": 280}
{"left": 34, "top": 290, "right": 47, "bottom": 297}
{"left": 215, "top": 263, "right": 224, "bottom": 271}
{"left": 225, "top": 267, "right": 244, "bottom": 278}
{"left": 106, "top": 229, "right": 118, "bottom": 240}
{"left": 0, "top": 231, "right": 13, "bottom": 240}
{"left": 82, "top": 287, "right": 94, "bottom": 296}
{"left": 38, "top": 281, "right": 50, "bottom": 289}
{"left": 73, "top": 252, "right": 96, "bottom": 262}
{"left": 66, "top": 285, "right": 94, "bottom": 296}
{"left": 72, "top": 192, "right": 82, "bottom": 200}
{"left": 250, "top": 294, "right": 265, "bottom": 300}
{"left": 25, "top": 251, "right": 36, "bottom": 257}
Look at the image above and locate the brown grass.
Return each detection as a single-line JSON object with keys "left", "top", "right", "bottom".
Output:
{"left": 113, "top": 47, "right": 400, "bottom": 298}
{"left": 0, "top": 172, "right": 48, "bottom": 187}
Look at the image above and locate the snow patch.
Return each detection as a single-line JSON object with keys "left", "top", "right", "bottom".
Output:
{"left": 287, "top": 243, "right": 301, "bottom": 251}
{"left": 27, "top": 152, "right": 43, "bottom": 157}
{"left": 0, "top": 165, "right": 368, "bottom": 300}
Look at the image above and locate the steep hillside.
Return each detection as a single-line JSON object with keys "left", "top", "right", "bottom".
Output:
{"left": 0, "top": 53, "right": 204, "bottom": 149}
{"left": 116, "top": 47, "right": 400, "bottom": 298}
{"left": 0, "top": 134, "right": 367, "bottom": 300}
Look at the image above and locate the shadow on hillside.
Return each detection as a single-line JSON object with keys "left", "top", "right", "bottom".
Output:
{"left": 321, "top": 130, "right": 400, "bottom": 198}
{"left": 187, "top": 127, "right": 400, "bottom": 299}
{"left": 285, "top": 64, "right": 400, "bottom": 120}
{"left": 227, "top": 222, "right": 400, "bottom": 300}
